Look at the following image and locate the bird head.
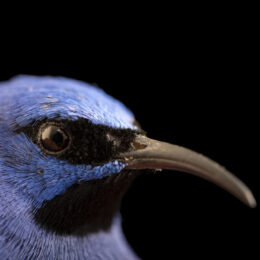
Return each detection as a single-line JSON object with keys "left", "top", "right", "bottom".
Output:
{"left": 0, "top": 75, "right": 256, "bottom": 238}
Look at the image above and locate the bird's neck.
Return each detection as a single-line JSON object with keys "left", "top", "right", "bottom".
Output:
{"left": 0, "top": 172, "right": 139, "bottom": 259}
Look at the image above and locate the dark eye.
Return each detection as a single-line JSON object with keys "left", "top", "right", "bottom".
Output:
{"left": 40, "top": 124, "right": 70, "bottom": 153}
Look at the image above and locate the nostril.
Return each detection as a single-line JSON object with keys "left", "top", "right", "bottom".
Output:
{"left": 132, "top": 140, "right": 147, "bottom": 150}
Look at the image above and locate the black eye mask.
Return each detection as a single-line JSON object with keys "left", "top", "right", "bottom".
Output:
{"left": 17, "top": 118, "right": 141, "bottom": 166}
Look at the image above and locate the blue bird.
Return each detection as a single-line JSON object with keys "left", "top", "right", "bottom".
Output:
{"left": 0, "top": 75, "right": 256, "bottom": 259}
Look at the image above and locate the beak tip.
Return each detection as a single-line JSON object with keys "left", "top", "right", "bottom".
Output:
{"left": 244, "top": 191, "right": 257, "bottom": 208}
{"left": 249, "top": 198, "right": 257, "bottom": 209}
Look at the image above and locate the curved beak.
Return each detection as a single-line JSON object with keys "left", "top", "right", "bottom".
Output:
{"left": 119, "top": 135, "right": 256, "bottom": 208}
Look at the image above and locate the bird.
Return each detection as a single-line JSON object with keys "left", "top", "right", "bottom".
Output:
{"left": 0, "top": 75, "right": 256, "bottom": 259}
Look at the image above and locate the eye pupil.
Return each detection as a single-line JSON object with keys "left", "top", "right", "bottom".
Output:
{"left": 52, "top": 131, "right": 63, "bottom": 145}
{"left": 41, "top": 125, "right": 69, "bottom": 152}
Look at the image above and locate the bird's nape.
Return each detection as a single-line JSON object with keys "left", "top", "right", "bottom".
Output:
{"left": 117, "top": 135, "right": 256, "bottom": 208}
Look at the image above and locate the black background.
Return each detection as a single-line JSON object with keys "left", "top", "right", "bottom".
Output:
{"left": 0, "top": 11, "right": 259, "bottom": 259}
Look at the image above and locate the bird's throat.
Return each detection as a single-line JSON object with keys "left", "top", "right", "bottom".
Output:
{"left": 34, "top": 170, "right": 137, "bottom": 236}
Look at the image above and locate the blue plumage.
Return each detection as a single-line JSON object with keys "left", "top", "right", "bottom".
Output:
{"left": 0, "top": 75, "right": 137, "bottom": 130}
{"left": 0, "top": 76, "right": 140, "bottom": 259}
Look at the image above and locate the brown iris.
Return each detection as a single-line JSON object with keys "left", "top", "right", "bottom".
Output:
{"left": 40, "top": 125, "right": 69, "bottom": 152}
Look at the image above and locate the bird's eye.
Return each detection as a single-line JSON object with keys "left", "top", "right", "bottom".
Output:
{"left": 39, "top": 124, "right": 70, "bottom": 153}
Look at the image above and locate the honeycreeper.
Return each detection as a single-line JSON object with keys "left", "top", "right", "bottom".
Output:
{"left": 0, "top": 75, "right": 256, "bottom": 259}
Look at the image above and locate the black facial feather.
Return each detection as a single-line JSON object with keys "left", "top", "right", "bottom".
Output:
{"left": 18, "top": 118, "right": 143, "bottom": 166}
{"left": 34, "top": 171, "right": 139, "bottom": 235}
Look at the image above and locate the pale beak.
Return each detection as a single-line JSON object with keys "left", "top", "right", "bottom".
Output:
{"left": 119, "top": 135, "right": 256, "bottom": 208}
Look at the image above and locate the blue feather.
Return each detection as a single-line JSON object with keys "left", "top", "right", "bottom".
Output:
{"left": 0, "top": 75, "right": 137, "bottom": 130}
